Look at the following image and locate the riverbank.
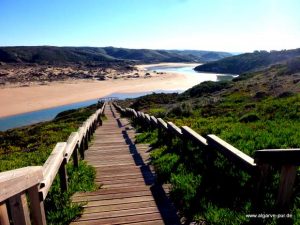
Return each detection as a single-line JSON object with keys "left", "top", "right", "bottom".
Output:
{"left": 0, "top": 63, "right": 200, "bottom": 118}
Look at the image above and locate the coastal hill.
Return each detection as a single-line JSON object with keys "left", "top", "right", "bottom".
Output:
{"left": 195, "top": 48, "right": 300, "bottom": 74}
{"left": 0, "top": 46, "right": 232, "bottom": 65}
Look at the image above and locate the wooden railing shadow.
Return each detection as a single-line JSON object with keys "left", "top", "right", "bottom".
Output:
{"left": 113, "top": 102, "right": 300, "bottom": 219}
{"left": 115, "top": 107, "right": 181, "bottom": 225}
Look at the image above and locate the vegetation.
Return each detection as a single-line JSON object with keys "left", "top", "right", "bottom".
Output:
{"left": 126, "top": 58, "right": 300, "bottom": 224}
{"left": 0, "top": 105, "right": 100, "bottom": 224}
{"left": 195, "top": 48, "right": 300, "bottom": 74}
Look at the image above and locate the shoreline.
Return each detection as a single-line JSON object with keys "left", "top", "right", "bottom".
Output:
{"left": 0, "top": 63, "right": 198, "bottom": 118}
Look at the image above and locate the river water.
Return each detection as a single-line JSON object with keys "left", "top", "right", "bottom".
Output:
{"left": 0, "top": 64, "right": 236, "bottom": 131}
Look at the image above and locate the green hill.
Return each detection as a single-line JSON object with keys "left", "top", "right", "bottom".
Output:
{"left": 194, "top": 48, "right": 300, "bottom": 74}
{"left": 0, "top": 46, "right": 231, "bottom": 65}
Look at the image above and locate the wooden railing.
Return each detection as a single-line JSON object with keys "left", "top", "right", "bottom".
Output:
{"left": 113, "top": 102, "right": 300, "bottom": 212}
{"left": 0, "top": 103, "right": 106, "bottom": 225}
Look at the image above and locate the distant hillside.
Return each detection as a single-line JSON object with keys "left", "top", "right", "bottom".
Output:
{"left": 195, "top": 48, "right": 300, "bottom": 74}
{"left": 0, "top": 46, "right": 231, "bottom": 65}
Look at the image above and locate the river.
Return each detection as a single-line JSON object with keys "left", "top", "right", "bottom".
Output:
{"left": 0, "top": 64, "right": 236, "bottom": 131}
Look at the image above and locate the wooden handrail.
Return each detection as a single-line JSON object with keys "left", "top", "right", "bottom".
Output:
{"left": 254, "top": 149, "right": 300, "bottom": 165}
{"left": 157, "top": 118, "right": 168, "bottom": 131}
{"left": 181, "top": 126, "right": 207, "bottom": 146}
{"left": 113, "top": 102, "right": 300, "bottom": 212}
{"left": 207, "top": 134, "right": 256, "bottom": 172}
{"left": 0, "top": 101, "right": 106, "bottom": 224}
{"left": 0, "top": 166, "right": 43, "bottom": 202}
{"left": 40, "top": 142, "right": 67, "bottom": 199}
{"left": 167, "top": 122, "right": 182, "bottom": 137}
{"left": 65, "top": 132, "right": 79, "bottom": 162}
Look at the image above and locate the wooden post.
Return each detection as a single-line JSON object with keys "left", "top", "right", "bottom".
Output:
{"left": 253, "top": 163, "right": 270, "bottom": 211}
{"left": 277, "top": 165, "right": 297, "bottom": 211}
{"left": 0, "top": 202, "right": 9, "bottom": 225}
{"left": 28, "top": 185, "right": 47, "bottom": 225}
{"left": 79, "top": 141, "right": 85, "bottom": 159}
{"left": 73, "top": 144, "right": 79, "bottom": 168}
{"left": 84, "top": 135, "right": 88, "bottom": 150}
{"left": 99, "top": 117, "right": 103, "bottom": 126}
{"left": 8, "top": 192, "right": 31, "bottom": 225}
{"left": 59, "top": 158, "right": 68, "bottom": 192}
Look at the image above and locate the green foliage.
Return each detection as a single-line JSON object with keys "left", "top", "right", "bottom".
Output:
{"left": 0, "top": 105, "right": 97, "bottom": 171}
{"left": 239, "top": 112, "right": 260, "bottom": 122}
{"left": 129, "top": 92, "right": 300, "bottom": 224}
{"left": 153, "top": 152, "right": 180, "bottom": 182}
{"left": 199, "top": 203, "right": 250, "bottom": 225}
{"left": 45, "top": 161, "right": 97, "bottom": 225}
{"left": 135, "top": 129, "right": 158, "bottom": 145}
{"left": 148, "top": 107, "right": 167, "bottom": 118}
{"left": 183, "top": 80, "right": 232, "bottom": 98}
{"left": 170, "top": 165, "right": 201, "bottom": 212}
{"left": 0, "top": 104, "right": 99, "bottom": 224}
{"left": 129, "top": 93, "right": 178, "bottom": 111}
{"left": 167, "top": 102, "right": 194, "bottom": 117}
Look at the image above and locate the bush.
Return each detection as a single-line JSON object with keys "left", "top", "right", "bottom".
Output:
{"left": 153, "top": 153, "right": 179, "bottom": 182}
{"left": 183, "top": 80, "right": 232, "bottom": 98}
{"left": 170, "top": 165, "right": 201, "bottom": 213}
{"left": 239, "top": 113, "right": 260, "bottom": 123}
{"left": 167, "top": 102, "right": 193, "bottom": 117}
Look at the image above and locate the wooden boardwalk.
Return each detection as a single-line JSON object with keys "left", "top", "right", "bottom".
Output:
{"left": 71, "top": 104, "right": 180, "bottom": 225}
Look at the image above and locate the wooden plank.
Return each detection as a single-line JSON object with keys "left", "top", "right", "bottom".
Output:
{"left": 71, "top": 213, "right": 163, "bottom": 225}
{"left": 144, "top": 114, "right": 151, "bottom": 124}
{"left": 76, "top": 206, "right": 160, "bottom": 221}
{"left": 167, "top": 122, "right": 182, "bottom": 137}
{"left": 132, "top": 109, "right": 138, "bottom": 118}
{"left": 72, "top": 190, "right": 152, "bottom": 202}
{"left": 28, "top": 185, "right": 47, "bottom": 225}
{"left": 82, "top": 200, "right": 157, "bottom": 214}
{"left": 59, "top": 158, "right": 68, "bottom": 192}
{"left": 254, "top": 149, "right": 300, "bottom": 165}
{"left": 65, "top": 132, "right": 79, "bottom": 162}
{"left": 150, "top": 116, "right": 158, "bottom": 127}
{"left": 8, "top": 192, "right": 31, "bottom": 225}
{"left": 181, "top": 126, "right": 207, "bottom": 146}
{"left": 70, "top": 104, "right": 177, "bottom": 225}
{"left": 0, "top": 201, "right": 9, "bottom": 225}
{"left": 40, "top": 142, "right": 67, "bottom": 199}
{"left": 207, "top": 134, "right": 256, "bottom": 172}
{"left": 73, "top": 186, "right": 149, "bottom": 197}
{"left": 277, "top": 165, "right": 297, "bottom": 210}
{"left": 157, "top": 118, "right": 168, "bottom": 131}
{"left": 0, "top": 166, "right": 43, "bottom": 202}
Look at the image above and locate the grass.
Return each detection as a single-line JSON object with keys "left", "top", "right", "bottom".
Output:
{"left": 45, "top": 161, "right": 97, "bottom": 225}
{"left": 133, "top": 92, "right": 300, "bottom": 225}
{"left": 0, "top": 104, "right": 101, "bottom": 224}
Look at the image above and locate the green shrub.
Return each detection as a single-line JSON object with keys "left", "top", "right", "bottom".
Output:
{"left": 239, "top": 113, "right": 260, "bottom": 123}
{"left": 167, "top": 102, "right": 193, "bottom": 117}
{"left": 45, "top": 161, "right": 97, "bottom": 225}
{"left": 170, "top": 165, "right": 201, "bottom": 213}
{"left": 183, "top": 80, "right": 232, "bottom": 97}
{"left": 153, "top": 153, "right": 180, "bottom": 182}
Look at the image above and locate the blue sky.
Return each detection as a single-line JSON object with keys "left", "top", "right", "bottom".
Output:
{"left": 0, "top": 0, "right": 299, "bottom": 52}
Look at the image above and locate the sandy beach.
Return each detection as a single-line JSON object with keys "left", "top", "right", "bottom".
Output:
{"left": 0, "top": 63, "right": 200, "bottom": 118}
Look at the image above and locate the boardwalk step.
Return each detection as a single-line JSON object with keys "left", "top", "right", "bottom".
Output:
{"left": 70, "top": 105, "right": 180, "bottom": 225}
